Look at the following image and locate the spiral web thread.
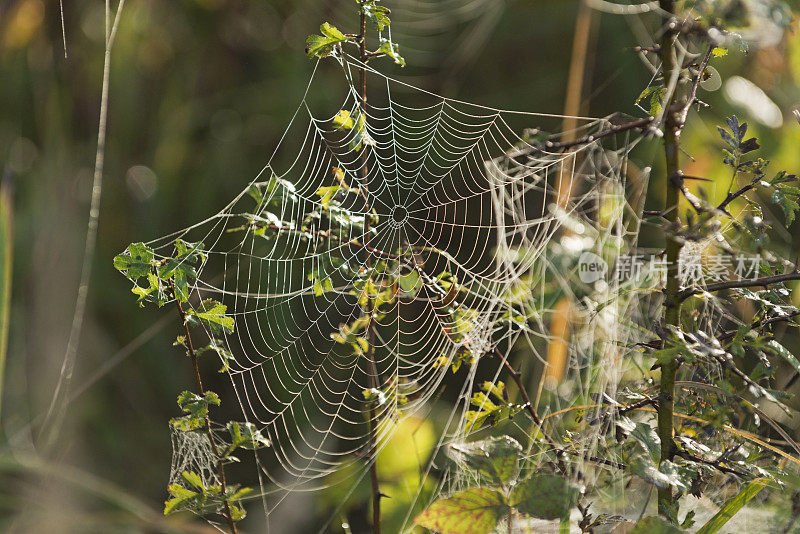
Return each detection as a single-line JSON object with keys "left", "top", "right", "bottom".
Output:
{"left": 142, "top": 54, "right": 645, "bottom": 522}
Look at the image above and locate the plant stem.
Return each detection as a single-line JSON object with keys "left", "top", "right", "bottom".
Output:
{"left": 173, "top": 294, "right": 239, "bottom": 534}
{"left": 677, "top": 272, "right": 800, "bottom": 302}
{"left": 358, "top": 5, "right": 382, "bottom": 533}
{"left": 42, "top": 0, "right": 126, "bottom": 450}
{"left": 657, "top": 0, "right": 682, "bottom": 516}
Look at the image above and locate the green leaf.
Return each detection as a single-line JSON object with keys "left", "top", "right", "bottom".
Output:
{"left": 466, "top": 381, "right": 523, "bottom": 432}
{"left": 629, "top": 516, "right": 684, "bottom": 533}
{"left": 398, "top": 269, "right": 421, "bottom": 297}
{"left": 114, "top": 242, "right": 154, "bottom": 280}
{"left": 229, "top": 504, "right": 247, "bottom": 522}
{"left": 171, "top": 390, "right": 220, "bottom": 430}
{"left": 630, "top": 457, "right": 686, "bottom": 490}
{"left": 156, "top": 240, "right": 206, "bottom": 302}
{"left": 332, "top": 110, "right": 355, "bottom": 130}
{"left": 228, "top": 421, "right": 270, "bottom": 450}
{"left": 195, "top": 339, "right": 234, "bottom": 372}
{"left": 228, "top": 486, "right": 254, "bottom": 501}
{"left": 316, "top": 185, "right": 341, "bottom": 209}
{"left": 164, "top": 484, "right": 199, "bottom": 515}
{"left": 630, "top": 422, "right": 661, "bottom": 463}
{"left": 246, "top": 183, "right": 263, "bottom": 205}
{"left": 511, "top": 474, "right": 580, "bottom": 520}
{"left": 766, "top": 340, "right": 800, "bottom": 376}
{"left": 188, "top": 299, "right": 235, "bottom": 335}
{"left": 305, "top": 22, "right": 348, "bottom": 58}
{"left": 376, "top": 38, "right": 406, "bottom": 67}
{"left": 635, "top": 86, "right": 665, "bottom": 116}
{"left": 452, "top": 436, "right": 523, "bottom": 486}
{"left": 247, "top": 175, "right": 297, "bottom": 208}
{"left": 414, "top": 487, "right": 508, "bottom": 534}
{"left": 772, "top": 187, "right": 800, "bottom": 225}
{"left": 696, "top": 478, "right": 768, "bottom": 534}
{"left": 181, "top": 471, "right": 204, "bottom": 490}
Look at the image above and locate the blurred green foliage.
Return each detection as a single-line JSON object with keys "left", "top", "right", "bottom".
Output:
{"left": 1, "top": 0, "right": 799, "bottom": 531}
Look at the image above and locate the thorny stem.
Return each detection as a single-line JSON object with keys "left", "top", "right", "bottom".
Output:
{"left": 677, "top": 272, "right": 800, "bottom": 302}
{"left": 507, "top": 116, "right": 653, "bottom": 161}
{"left": 173, "top": 289, "right": 239, "bottom": 534}
{"left": 717, "top": 175, "right": 760, "bottom": 213}
{"left": 358, "top": 4, "right": 382, "bottom": 533}
{"left": 718, "top": 311, "right": 800, "bottom": 342}
{"left": 658, "top": 0, "right": 682, "bottom": 516}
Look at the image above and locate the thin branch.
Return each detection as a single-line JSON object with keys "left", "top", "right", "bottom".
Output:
{"left": 357, "top": 5, "right": 381, "bottom": 533}
{"left": 718, "top": 311, "right": 800, "bottom": 342}
{"left": 558, "top": 448, "right": 626, "bottom": 470}
{"left": 677, "top": 272, "right": 800, "bottom": 303}
{"left": 498, "top": 354, "right": 598, "bottom": 530}
{"left": 173, "top": 291, "right": 239, "bottom": 534}
{"left": 497, "top": 356, "right": 565, "bottom": 470}
{"left": 507, "top": 116, "right": 654, "bottom": 160}
{"left": 675, "top": 449, "right": 748, "bottom": 477}
{"left": 675, "top": 45, "right": 714, "bottom": 136}
{"left": 717, "top": 175, "right": 760, "bottom": 213}
{"left": 59, "top": 0, "right": 68, "bottom": 58}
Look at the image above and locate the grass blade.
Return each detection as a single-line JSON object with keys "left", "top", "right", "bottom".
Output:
{"left": 0, "top": 170, "right": 12, "bottom": 414}
{"left": 696, "top": 478, "right": 768, "bottom": 534}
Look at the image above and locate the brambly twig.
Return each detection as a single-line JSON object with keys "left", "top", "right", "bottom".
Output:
{"left": 356, "top": 3, "right": 382, "bottom": 533}
{"left": 677, "top": 272, "right": 800, "bottom": 303}
{"left": 172, "top": 286, "right": 239, "bottom": 534}
{"left": 657, "top": 0, "right": 683, "bottom": 516}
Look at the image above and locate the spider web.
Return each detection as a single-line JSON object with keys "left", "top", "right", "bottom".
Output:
{"left": 141, "top": 54, "right": 644, "bottom": 523}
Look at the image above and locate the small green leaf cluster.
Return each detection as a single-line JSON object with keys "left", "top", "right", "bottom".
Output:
{"left": 636, "top": 85, "right": 666, "bottom": 116}
{"left": 171, "top": 390, "right": 220, "bottom": 431}
{"left": 164, "top": 470, "right": 252, "bottom": 521}
{"left": 464, "top": 381, "right": 524, "bottom": 432}
{"left": 715, "top": 116, "right": 798, "bottom": 228}
{"left": 305, "top": 1, "right": 405, "bottom": 67}
{"left": 114, "top": 239, "right": 206, "bottom": 306}
{"left": 166, "top": 391, "right": 269, "bottom": 520}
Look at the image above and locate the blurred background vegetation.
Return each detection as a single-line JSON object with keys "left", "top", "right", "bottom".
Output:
{"left": 0, "top": 0, "right": 798, "bottom": 532}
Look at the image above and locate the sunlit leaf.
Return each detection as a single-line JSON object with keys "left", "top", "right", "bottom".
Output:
{"left": 414, "top": 487, "right": 507, "bottom": 534}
